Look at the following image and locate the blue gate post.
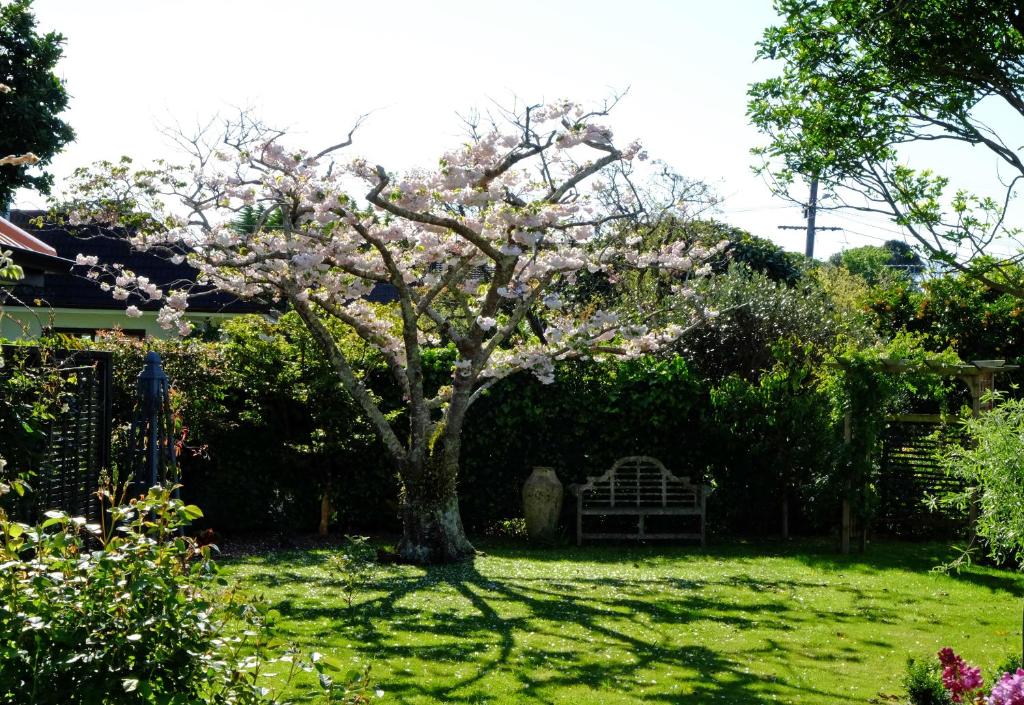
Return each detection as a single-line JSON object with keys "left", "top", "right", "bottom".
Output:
{"left": 129, "top": 351, "right": 178, "bottom": 496}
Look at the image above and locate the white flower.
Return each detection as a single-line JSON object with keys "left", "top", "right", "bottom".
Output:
{"left": 74, "top": 253, "right": 98, "bottom": 266}
{"left": 476, "top": 316, "right": 497, "bottom": 331}
{"left": 125, "top": 305, "right": 143, "bottom": 318}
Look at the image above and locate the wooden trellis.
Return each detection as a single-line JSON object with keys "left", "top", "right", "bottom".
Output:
{"left": 838, "top": 359, "right": 1017, "bottom": 553}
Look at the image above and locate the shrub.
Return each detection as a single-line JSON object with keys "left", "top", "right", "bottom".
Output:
{"left": 0, "top": 484, "right": 365, "bottom": 704}
{"left": 941, "top": 395, "right": 1024, "bottom": 566}
{"left": 904, "top": 656, "right": 952, "bottom": 705}
{"left": 907, "top": 647, "right": 1024, "bottom": 705}
{"left": 332, "top": 535, "right": 378, "bottom": 609}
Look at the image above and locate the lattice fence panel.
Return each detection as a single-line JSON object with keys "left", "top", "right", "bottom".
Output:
{"left": 876, "top": 415, "right": 964, "bottom": 538}
{"left": 2, "top": 348, "right": 113, "bottom": 523}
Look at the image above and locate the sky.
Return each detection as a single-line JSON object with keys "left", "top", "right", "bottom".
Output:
{"left": 17, "top": 0, "right": 1016, "bottom": 260}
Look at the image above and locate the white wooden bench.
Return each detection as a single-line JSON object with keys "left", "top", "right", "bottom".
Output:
{"left": 574, "top": 456, "right": 712, "bottom": 546}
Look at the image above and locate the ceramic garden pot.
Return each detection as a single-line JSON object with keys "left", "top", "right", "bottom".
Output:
{"left": 522, "top": 466, "right": 563, "bottom": 541}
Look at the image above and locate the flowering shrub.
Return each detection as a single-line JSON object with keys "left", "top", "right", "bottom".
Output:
{"left": 0, "top": 484, "right": 376, "bottom": 704}
{"left": 938, "top": 648, "right": 984, "bottom": 703}
{"left": 907, "top": 648, "right": 1024, "bottom": 705}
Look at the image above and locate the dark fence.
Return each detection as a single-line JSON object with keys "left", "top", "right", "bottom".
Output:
{"left": 876, "top": 414, "right": 964, "bottom": 538}
{"left": 2, "top": 347, "right": 113, "bottom": 523}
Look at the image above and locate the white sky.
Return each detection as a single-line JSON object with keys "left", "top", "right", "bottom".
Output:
{"left": 17, "top": 0, "right": 1018, "bottom": 260}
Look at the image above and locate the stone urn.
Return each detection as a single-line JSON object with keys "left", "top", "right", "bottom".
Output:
{"left": 522, "top": 466, "right": 563, "bottom": 541}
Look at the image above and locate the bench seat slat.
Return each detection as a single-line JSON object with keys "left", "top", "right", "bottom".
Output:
{"left": 581, "top": 532, "right": 703, "bottom": 540}
{"left": 580, "top": 507, "right": 701, "bottom": 516}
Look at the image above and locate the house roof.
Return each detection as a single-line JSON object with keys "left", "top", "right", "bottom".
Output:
{"left": 8, "top": 211, "right": 270, "bottom": 314}
{"left": 0, "top": 215, "right": 74, "bottom": 275}
{"left": 0, "top": 215, "right": 57, "bottom": 256}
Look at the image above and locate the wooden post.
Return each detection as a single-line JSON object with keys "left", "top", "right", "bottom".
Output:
{"left": 781, "top": 494, "right": 790, "bottom": 540}
{"left": 318, "top": 491, "right": 331, "bottom": 536}
{"left": 576, "top": 492, "right": 583, "bottom": 546}
{"left": 841, "top": 500, "right": 851, "bottom": 555}
{"left": 842, "top": 411, "right": 852, "bottom": 554}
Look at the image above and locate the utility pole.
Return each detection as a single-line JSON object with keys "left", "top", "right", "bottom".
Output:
{"left": 805, "top": 177, "right": 818, "bottom": 258}
{"left": 778, "top": 177, "right": 841, "bottom": 259}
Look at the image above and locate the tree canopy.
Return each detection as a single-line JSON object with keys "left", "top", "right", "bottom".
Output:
{"left": 828, "top": 240, "right": 924, "bottom": 285}
{"left": 749, "top": 0, "right": 1024, "bottom": 294}
{"left": 0, "top": 0, "right": 74, "bottom": 210}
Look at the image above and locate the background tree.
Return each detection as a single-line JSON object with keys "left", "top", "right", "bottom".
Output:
{"left": 56, "top": 102, "right": 720, "bottom": 563}
{"left": 0, "top": 0, "right": 74, "bottom": 210}
{"left": 828, "top": 240, "right": 924, "bottom": 286}
{"left": 749, "top": 0, "right": 1024, "bottom": 295}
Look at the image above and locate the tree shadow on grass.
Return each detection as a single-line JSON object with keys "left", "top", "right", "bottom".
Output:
{"left": 252, "top": 557, "right": 869, "bottom": 704}
{"left": 232, "top": 539, "right": 1024, "bottom": 703}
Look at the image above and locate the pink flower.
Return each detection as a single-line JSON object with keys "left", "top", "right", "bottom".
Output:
{"left": 938, "top": 648, "right": 984, "bottom": 703}
{"left": 990, "top": 669, "right": 1024, "bottom": 705}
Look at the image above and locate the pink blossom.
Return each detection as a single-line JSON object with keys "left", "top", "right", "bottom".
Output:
{"left": 990, "top": 669, "right": 1024, "bottom": 705}
{"left": 939, "top": 648, "right": 984, "bottom": 703}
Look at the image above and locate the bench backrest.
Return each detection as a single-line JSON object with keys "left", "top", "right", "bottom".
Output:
{"left": 577, "top": 456, "right": 703, "bottom": 509}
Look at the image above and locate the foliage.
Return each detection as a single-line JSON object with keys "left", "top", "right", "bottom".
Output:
{"left": 695, "top": 220, "right": 807, "bottom": 285}
{"left": 331, "top": 535, "right": 377, "bottom": 609}
{"left": 224, "top": 540, "right": 1024, "bottom": 704}
{"left": 0, "top": 0, "right": 74, "bottom": 210}
{"left": 62, "top": 309, "right": 962, "bottom": 539}
{"left": 678, "top": 262, "right": 875, "bottom": 379}
{"left": 85, "top": 320, "right": 394, "bottom": 535}
{"left": 708, "top": 340, "right": 842, "bottom": 534}
{"left": 828, "top": 240, "right": 924, "bottom": 286}
{"left": 0, "top": 484, "right": 377, "bottom": 704}
{"left": 3, "top": 486, "right": 259, "bottom": 703}
{"left": 0, "top": 342, "right": 76, "bottom": 503}
{"left": 749, "top": 0, "right": 1024, "bottom": 294}
{"left": 868, "top": 267, "right": 1024, "bottom": 367}
{"left": 905, "top": 657, "right": 953, "bottom": 705}
{"left": 821, "top": 332, "right": 961, "bottom": 527}
{"left": 0, "top": 249, "right": 23, "bottom": 282}
{"left": 941, "top": 395, "right": 1024, "bottom": 566}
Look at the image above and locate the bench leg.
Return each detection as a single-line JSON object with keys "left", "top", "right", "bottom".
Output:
{"left": 700, "top": 514, "right": 706, "bottom": 548}
{"left": 638, "top": 513, "right": 645, "bottom": 539}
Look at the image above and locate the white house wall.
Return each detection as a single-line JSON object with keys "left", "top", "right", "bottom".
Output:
{"left": 0, "top": 306, "right": 238, "bottom": 340}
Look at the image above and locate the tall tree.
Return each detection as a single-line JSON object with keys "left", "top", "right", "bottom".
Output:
{"left": 0, "top": 0, "right": 74, "bottom": 210}
{"left": 748, "top": 0, "right": 1024, "bottom": 295}
{"left": 56, "top": 102, "right": 721, "bottom": 563}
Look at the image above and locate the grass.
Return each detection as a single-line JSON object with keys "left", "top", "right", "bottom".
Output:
{"left": 222, "top": 539, "right": 1024, "bottom": 704}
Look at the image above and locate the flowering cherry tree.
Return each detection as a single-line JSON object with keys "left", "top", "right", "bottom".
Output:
{"left": 58, "top": 101, "right": 723, "bottom": 563}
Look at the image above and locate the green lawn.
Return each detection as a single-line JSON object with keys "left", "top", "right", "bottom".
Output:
{"left": 223, "top": 540, "right": 1024, "bottom": 704}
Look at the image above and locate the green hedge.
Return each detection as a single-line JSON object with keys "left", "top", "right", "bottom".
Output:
{"left": 83, "top": 321, "right": 854, "bottom": 537}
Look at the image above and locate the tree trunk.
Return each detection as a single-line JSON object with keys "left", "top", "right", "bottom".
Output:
{"left": 397, "top": 490, "right": 475, "bottom": 564}
{"left": 396, "top": 437, "right": 475, "bottom": 563}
